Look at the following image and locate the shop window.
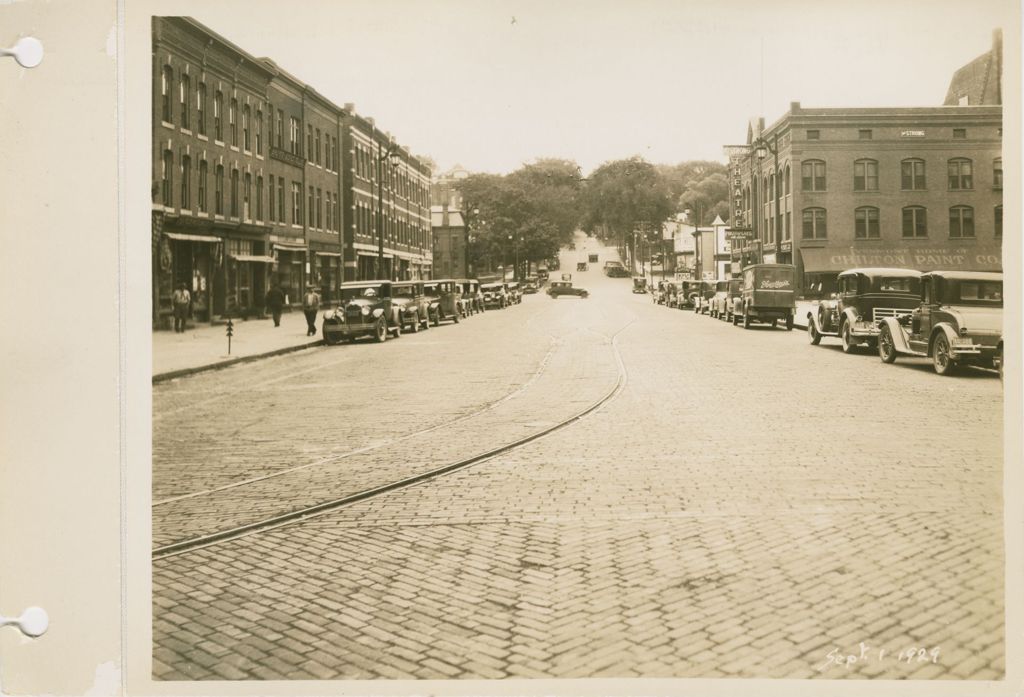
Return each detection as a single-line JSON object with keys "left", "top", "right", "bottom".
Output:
{"left": 901, "top": 159, "right": 925, "bottom": 190}
{"left": 901, "top": 206, "right": 927, "bottom": 238}
{"left": 198, "top": 161, "right": 208, "bottom": 213}
{"left": 180, "top": 155, "right": 191, "bottom": 210}
{"left": 255, "top": 110, "right": 263, "bottom": 155}
{"left": 161, "top": 150, "right": 173, "bottom": 206}
{"left": 854, "top": 207, "right": 880, "bottom": 239}
{"left": 801, "top": 160, "right": 826, "bottom": 191}
{"left": 948, "top": 158, "right": 973, "bottom": 190}
{"left": 197, "top": 83, "right": 206, "bottom": 136}
{"left": 949, "top": 206, "right": 974, "bottom": 238}
{"left": 802, "top": 208, "right": 826, "bottom": 239}
{"left": 853, "top": 159, "right": 878, "bottom": 191}
{"left": 161, "top": 66, "right": 173, "bottom": 123}
{"left": 242, "top": 104, "right": 251, "bottom": 151}
{"left": 229, "top": 98, "right": 238, "bottom": 147}
{"left": 215, "top": 165, "right": 224, "bottom": 215}
{"left": 179, "top": 74, "right": 190, "bottom": 130}
{"left": 995, "top": 205, "right": 1002, "bottom": 237}
{"left": 214, "top": 91, "right": 223, "bottom": 141}
{"left": 993, "top": 159, "right": 1002, "bottom": 189}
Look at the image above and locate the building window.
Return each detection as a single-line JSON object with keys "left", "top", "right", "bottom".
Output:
{"left": 198, "top": 160, "right": 207, "bottom": 213}
{"left": 901, "top": 159, "right": 925, "bottom": 190}
{"left": 784, "top": 210, "right": 791, "bottom": 241}
{"left": 267, "top": 176, "right": 274, "bottom": 221}
{"left": 853, "top": 159, "right": 878, "bottom": 191}
{"left": 858, "top": 129, "right": 872, "bottom": 140}
{"left": 161, "top": 66, "right": 173, "bottom": 123}
{"left": 256, "top": 176, "right": 263, "bottom": 220}
{"left": 255, "top": 110, "right": 263, "bottom": 155}
{"left": 326, "top": 192, "right": 332, "bottom": 230}
{"left": 783, "top": 164, "right": 790, "bottom": 196}
{"left": 242, "top": 104, "right": 251, "bottom": 151}
{"left": 243, "top": 172, "right": 251, "bottom": 219}
{"left": 902, "top": 206, "right": 927, "bottom": 238}
{"left": 316, "top": 187, "right": 322, "bottom": 228}
{"left": 855, "top": 207, "right": 880, "bottom": 239}
{"left": 315, "top": 128, "right": 321, "bottom": 165}
{"left": 215, "top": 165, "right": 224, "bottom": 215}
{"left": 995, "top": 205, "right": 1002, "bottom": 237}
{"left": 308, "top": 186, "right": 314, "bottom": 227}
{"left": 230, "top": 169, "right": 239, "bottom": 217}
{"left": 949, "top": 206, "right": 974, "bottom": 238}
{"left": 292, "top": 181, "right": 302, "bottom": 224}
{"left": 289, "top": 117, "right": 300, "bottom": 155}
{"left": 278, "top": 177, "right": 285, "bottom": 223}
{"left": 277, "top": 110, "right": 284, "bottom": 149}
{"left": 806, "top": 129, "right": 820, "bottom": 140}
{"left": 307, "top": 125, "right": 313, "bottom": 160}
{"left": 993, "top": 158, "right": 1002, "bottom": 189}
{"left": 214, "top": 91, "right": 223, "bottom": 141}
{"left": 801, "top": 160, "right": 826, "bottom": 191}
{"left": 229, "top": 98, "right": 238, "bottom": 147}
{"left": 161, "top": 150, "right": 173, "bottom": 206}
{"left": 948, "top": 158, "right": 973, "bottom": 190}
{"left": 802, "top": 208, "right": 826, "bottom": 239}
{"left": 197, "top": 83, "right": 206, "bottom": 136}
{"left": 953, "top": 128, "right": 966, "bottom": 139}
{"left": 179, "top": 74, "right": 190, "bottom": 130}
{"left": 180, "top": 155, "right": 191, "bottom": 209}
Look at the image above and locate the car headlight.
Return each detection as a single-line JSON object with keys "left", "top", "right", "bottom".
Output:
{"left": 365, "top": 307, "right": 374, "bottom": 317}
{"left": 430, "top": 302, "right": 439, "bottom": 308}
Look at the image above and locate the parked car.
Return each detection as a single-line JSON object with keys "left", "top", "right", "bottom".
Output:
{"left": 523, "top": 277, "right": 540, "bottom": 294}
{"left": 481, "top": 282, "right": 509, "bottom": 309}
{"left": 422, "top": 279, "right": 463, "bottom": 325}
{"left": 694, "top": 280, "right": 719, "bottom": 315}
{"left": 709, "top": 280, "right": 731, "bottom": 318}
{"left": 548, "top": 280, "right": 589, "bottom": 299}
{"left": 577, "top": 262, "right": 588, "bottom": 272}
{"left": 391, "top": 280, "right": 432, "bottom": 332}
{"left": 506, "top": 281, "right": 523, "bottom": 304}
{"left": 666, "top": 281, "right": 684, "bottom": 308}
{"left": 733, "top": 263, "right": 797, "bottom": 329}
{"left": 456, "top": 279, "right": 481, "bottom": 315}
{"left": 537, "top": 269, "right": 549, "bottom": 284}
{"left": 589, "top": 253, "right": 599, "bottom": 264}
{"left": 632, "top": 276, "right": 648, "bottom": 294}
{"left": 877, "top": 271, "right": 1003, "bottom": 377}
{"left": 604, "top": 261, "right": 629, "bottom": 278}
{"left": 724, "top": 278, "right": 743, "bottom": 323}
{"left": 322, "top": 281, "right": 402, "bottom": 344}
{"left": 806, "top": 268, "right": 921, "bottom": 353}
{"left": 678, "top": 280, "right": 699, "bottom": 309}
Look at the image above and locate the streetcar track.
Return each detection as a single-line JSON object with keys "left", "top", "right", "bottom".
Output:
{"left": 152, "top": 314, "right": 636, "bottom": 561}
{"left": 153, "top": 301, "right": 565, "bottom": 506}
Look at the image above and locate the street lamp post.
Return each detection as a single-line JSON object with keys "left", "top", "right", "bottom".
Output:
{"left": 376, "top": 140, "right": 402, "bottom": 279}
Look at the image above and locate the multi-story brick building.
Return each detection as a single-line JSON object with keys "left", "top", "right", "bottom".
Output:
{"left": 152, "top": 16, "right": 432, "bottom": 327}
{"left": 726, "top": 102, "right": 1002, "bottom": 297}
{"left": 431, "top": 205, "right": 468, "bottom": 279}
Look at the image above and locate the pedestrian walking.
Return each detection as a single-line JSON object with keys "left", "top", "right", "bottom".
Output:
{"left": 302, "top": 284, "right": 321, "bottom": 336}
{"left": 171, "top": 283, "right": 191, "bottom": 333}
{"left": 265, "top": 283, "right": 286, "bottom": 327}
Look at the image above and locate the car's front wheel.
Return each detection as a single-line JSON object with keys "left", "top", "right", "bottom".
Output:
{"left": 409, "top": 312, "right": 420, "bottom": 333}
{"left": 785, "top": 315, "right": 793, "bottom": 331}
{"left": 807, "top": 319, "right": 822, "bottom": 345}
{"left": 932, "top": 334, "right": 956, "bottom": 376}
{"left": 878, "top": 324, "right": 897, "bottom": 363}
{"left": 374, "top": 317, "right": 388, "bottom": 343}
{"left": 840, "top": 321, "right": 856, "bottom": 354}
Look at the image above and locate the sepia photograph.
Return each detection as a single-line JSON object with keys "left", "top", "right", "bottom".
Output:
{"left": 144, "top": 0, "right": 1016, "bottom": 686}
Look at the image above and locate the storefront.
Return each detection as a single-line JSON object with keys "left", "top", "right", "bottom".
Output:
{"left": 356, "top": 251, "right": 392, "bottom": 280}
{"left": 156, "top": 231, "right": 221, "bottom": 327}
{"left": 313, "top": 251, "right": 341, "bottom": 305}
{"left": 272, "top": 242, "right": 307, "bottom": 307}
{"left": 225, "top": 239, "right": 274, "bottom": 318}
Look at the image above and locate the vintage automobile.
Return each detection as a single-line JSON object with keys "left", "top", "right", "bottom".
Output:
{"left": 806, "top": 268, "right": 922, "bottom": 353}
{"left": 723, "top": 278, "right": 743, "bottom": 322}
{"left": 391, "top": 280, "right": 432, "bottom": 332}
{"left": 733, "top": 263, "right": 797, "bottom": 330}
{"left": 603, "top": 260, "right": 630, "bottom": 278}
{"left": 456, "top": 279, "right": 482, "bottom": 316}
{"left": 506, "top": 281, "right": 523, "bottom": 304}
{"left": 422, "top": 279, "right": 463, "bottom": 325}
{"left": 523, "top": 277, "right": 540, "bottom": 294}
{"left": 694, "top": 280, "right": 720, "bottom": 315}
{"left": 589, "top": 253, "right": 599, "bottom": 264}
{"left": 537, "top": 268, "right": 549, "bottom": 284}
{"left": 678, "top": 280, "right": 699, "bottom": 309}
{"left": 708, "top": 280, "right": 731, "bottom": 319}
{"left": 577, "top": 262, "right": 588, "bottom": 272}
{"left": 322, "top": 280, "right": 402, "bottom": 344}
{"left": 666, "top": 280, "right": 684, "bottom": 308}
{"left": 877, "top": 271, "right": 1003, "bottom": 377}
{"left": 632, "top": 276, "right": 648, "bottom": 294}
{"left": 481, "top": 281, "right": 509, "bottom": 309}
{"left": 548, "top": 280, "right": 589, "bottom": 299}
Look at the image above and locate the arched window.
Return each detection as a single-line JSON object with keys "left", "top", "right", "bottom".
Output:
{"left": 161, "top": 66, "right": 173, "bottom": 123}
{"left": 178, "top": 74, "right": 190, "bottom": 130}
{"left": 902, "top": 206, "right": 927, "bottom": 238}
{"left": 855, "top": 206, "right": 880, "bottom": 239}
{"left": 993, "top": 159, "right": 1002, "bottom": 189}
{"left": 230, "top": 169, "right": 240, "bottom": 217}
{"left": 948, "top": 158, "right": 973, "bottom": 190}
{"left": 783, "top": 164, "right": 791, "bottom": 196}
{"left": 180, "top": 155, "right": 191, "bottom": 210}
{"left": 214, "top": 91, "right": 224, "bottom": 141}
{"left": 198, "top": 161, "right": 208, "bottom": 213}
{"left": 229, "top": 98, "right": 238, "bottom": 147}
{"left": 161, "top": 150, "right": 173, "bottom": 206}
{"left": 801, "top": 160, "right": 826, "bottom": 191}
{"left": 901, "top": 158, "right": 925, "bottom": 190}
{"left": 802, "top": 208, "right": 826, "bottom": 240}
{"left": 197, "top": 83, "right": 207, "bottom": 136}
{"left": 854, "top": 159, "right": 878, "bottom": 191}
{"left": 214, "top": 165, "right": 224, "bottom": 215}
{"left": 242, "top": 104, "right": 251, "bottom": 151}
{"left": 995, "top": 205, "right": 1002, "bottom": 237}
{"left": 949, "top": 206, "right": 974, "bottom": 238}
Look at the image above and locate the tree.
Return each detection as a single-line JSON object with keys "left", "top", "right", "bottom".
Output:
{"left": 678, "top": 171, "right": 730, "bottom": 226}
{"left": 580, "top": 157, "right": 673, "bottom": 246}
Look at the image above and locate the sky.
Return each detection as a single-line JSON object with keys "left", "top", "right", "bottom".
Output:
{"left": 176, "top": 0, "right": 1014, "bottom": 175}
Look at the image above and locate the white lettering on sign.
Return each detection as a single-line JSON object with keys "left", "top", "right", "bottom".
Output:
{"left": 760, "top": 280, "right": 791, "bottom": 289}
{"left": 901, "top": 130, "right": 925, "bottom": 137}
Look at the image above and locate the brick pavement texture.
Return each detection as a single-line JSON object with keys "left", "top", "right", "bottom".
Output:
{"left": 153, "top": 241, "right": 1004, "bottom": 681}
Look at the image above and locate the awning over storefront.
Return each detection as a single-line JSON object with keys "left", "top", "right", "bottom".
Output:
{"left": 229, "top": 254, "right": 276, "bottom": 263}
{"left": 800, "top": 244, "right": 1002, "bottom": 273}
{"left": 165, "top": 232, "right": 221, "bottom": 243}
{"left": 313, "top": 251, "right": 341, "bottom": 257}
{"left": 356, "top": 250, "right": 393, "bottom": 259}
{"left": 272, "top": 241, "right": 308, "bottom": 252}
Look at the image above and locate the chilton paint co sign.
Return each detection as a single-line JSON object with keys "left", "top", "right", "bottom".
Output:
{"left": 826, "top": 245, "right": 1001, "bottom": 271}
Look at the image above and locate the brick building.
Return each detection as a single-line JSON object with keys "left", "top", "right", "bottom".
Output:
{"left": 152, "top": 16, "right": 432, "bottom": 327}
{"left": 726, "top": 102, "right": 1002, "bottom": 297}
{"left": 431, "top": 206, "right": 468, "bottom": 279}
{"left": 944, "top": 29, "right": 1002, "bottom": 106}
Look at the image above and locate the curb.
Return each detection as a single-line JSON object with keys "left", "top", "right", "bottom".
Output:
{"left": 153, "top": 339, "right": 323, "bottom": 384}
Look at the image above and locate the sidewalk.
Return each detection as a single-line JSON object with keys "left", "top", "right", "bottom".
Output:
{"left": 153, "top": 310, "right": 321, "bottom": 382}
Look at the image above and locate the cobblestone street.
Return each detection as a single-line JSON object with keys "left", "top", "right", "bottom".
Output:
{"left": 153, "top": 243, "right": 1004, "bottom": 681}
